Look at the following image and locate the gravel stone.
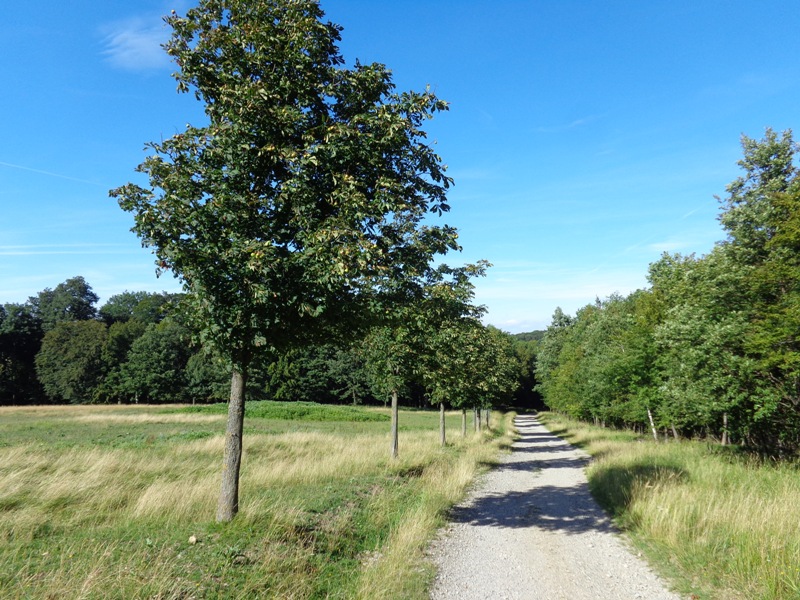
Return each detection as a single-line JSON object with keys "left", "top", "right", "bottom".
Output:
{"left": 428, "top": 414, "right": 683, "bottom": 599}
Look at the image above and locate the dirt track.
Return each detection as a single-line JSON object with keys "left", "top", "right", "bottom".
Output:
{"left": 428, "top": 414, "right": 681, "bottom": 600}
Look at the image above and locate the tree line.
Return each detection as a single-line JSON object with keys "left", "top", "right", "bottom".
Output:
{"left": 0, "top": 275, "right": 534, "bottom": 411}
{"left": 535, "top": 128, "right": 800, "bottom": 455}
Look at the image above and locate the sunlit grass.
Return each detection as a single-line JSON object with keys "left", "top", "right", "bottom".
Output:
{"left": 539, "top": 412, "right": 800, "bottom": 600}
{"left": 0, "top": 403, "right": 514, "bottom": 599}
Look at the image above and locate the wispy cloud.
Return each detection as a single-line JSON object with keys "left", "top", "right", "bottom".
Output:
{"left": 474, "top": 265, "right": 650, "bottom": 333}
{"left": 0, "top": 244, "right": 131, "bottom": 256}
{"left": 645, "top": 239, "right": 693, "bottom": 253}
{"left": 447, "top": 167, "right": 496, "bottom": 182}
{"left": 535, "top": 115, "right": 601, "bottom": 134}
{"left": 0, "top": 161, "right": 103, "bottom": 187}
{"left": 698, "top": 72, "right": 780, "bottom": 102}
{"left": 682, "top": 208, "right": 701, "bottom": 219}
{"left": 100, "top": 16, "right": 171, "bottom": 71}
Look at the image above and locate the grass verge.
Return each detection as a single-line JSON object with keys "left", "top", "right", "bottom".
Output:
{"left": 0, "top": 403, "right": 514, "bottom": 599}
{"left": 539, "top": 411, "right": 800, "bottom": 600}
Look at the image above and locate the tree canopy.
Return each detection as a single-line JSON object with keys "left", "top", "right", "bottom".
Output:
{"left": 29, "top": 276, "right": 98, "bottom": 332}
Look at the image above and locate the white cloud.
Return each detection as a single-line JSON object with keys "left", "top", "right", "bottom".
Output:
{"left": 535, "top": 115, "right": 601, "bottom": 134}
{"left": 101, "top": 16, "right": 171, "bottom": 71}
{"left": 0, "top": 160, "right": 103, "bottom": 187}
{"left": 645, "top": 239, "right": 693, "bottom": 253}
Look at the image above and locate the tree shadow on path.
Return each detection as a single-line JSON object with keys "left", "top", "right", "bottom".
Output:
{"left": 449, "top": 414, "right": 614, "bottom": 535}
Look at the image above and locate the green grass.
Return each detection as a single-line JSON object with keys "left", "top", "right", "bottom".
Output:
{"left": 0, "top": 402, "right": 514, "bottom": 599}
{"left": 175, "top": 400, "right": 390, "bottom": 422}
{"left": 539, "top": 411, "right": 800, "bottom": 600}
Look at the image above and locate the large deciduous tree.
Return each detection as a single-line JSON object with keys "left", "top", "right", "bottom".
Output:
{"left": 720, "top": 129, "right": 800, "bottom": 449}
{"left": 29, "top": 276, "right": 99, "bottom": 332}
{"left": 120, "top": 321, "right": 194, "bottom": 404}
{"left": 718, "top": 128, "right": 798, "bottom": 265}
{"left": 35, "top": 320, "right": 108, "bottom": 403}
{"left": 111, "top": 0, "right": 458, "bottom": 521}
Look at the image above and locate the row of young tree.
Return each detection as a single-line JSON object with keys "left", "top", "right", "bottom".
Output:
{"left": 536, "top": 128, "right": 800, "bottom": 455}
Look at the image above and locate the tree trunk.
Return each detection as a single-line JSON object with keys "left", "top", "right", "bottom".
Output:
{"left": 216, "top": 365, "right": 247, "bottom": 522}
{"left": 485, "top": 408, "right": 490, "bottom": 429}
{"left": 461, "top": 408, "right": 467, "bottom": 438}
{"left": 439, "top": 402, "right": 446, "bottom": 447}
{"left": 647, "top": 407, "right": 658, "bottom": 443}
{"left": 390, "top": 389, "right": 399, "bottom": 459}
{"left": 671, "top": 423, "right": 679, "bottom": 440}
{"left": 476, "top": 408, "right": 482, "bottom": 433}
{"left": 722, "top": 412, "right": 729, "bottom": 446}
{"left": 473, "top": 407, "right": 478, "bottom": 432}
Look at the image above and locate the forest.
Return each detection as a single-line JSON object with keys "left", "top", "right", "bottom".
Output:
{"left": 536, "top": 128, "right": 800, "bottom": 455}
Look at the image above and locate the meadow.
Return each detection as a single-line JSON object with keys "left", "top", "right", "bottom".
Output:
{"left": 539, "top": 412, "right": 800, "bottom": 600}
{"left": 0, "top": 402, "right": 514, "bottom": 599}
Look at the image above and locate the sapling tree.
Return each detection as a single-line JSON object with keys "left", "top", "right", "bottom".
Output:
{"left": 427, "top": 319, "right": 486, "bottom": 444}
{"left": 363, "top": 263, "right": 483, "bottom": 457}
{"left": 463, "top": 325, "right": 519, "bottom": 435}
{"left": 419, "top": 262, "right": 488, "bottom": 446}
{"left": 112, "top": 0, "right": 458, "bottom": 520}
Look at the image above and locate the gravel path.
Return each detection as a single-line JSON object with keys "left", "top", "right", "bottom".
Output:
{"left": 428, "top": 414, "right": 682, "bottom": 600}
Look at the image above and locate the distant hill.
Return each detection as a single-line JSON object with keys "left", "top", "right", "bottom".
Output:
{"left": 513, "top": 330, "right": 546, "bottom": 342}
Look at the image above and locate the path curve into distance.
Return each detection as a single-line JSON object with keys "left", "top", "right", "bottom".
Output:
{"left": 428, "top": 414, "right": 681, "bottom": 600}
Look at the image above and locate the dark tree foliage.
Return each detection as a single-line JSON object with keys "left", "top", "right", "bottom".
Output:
{"left": 0, "top": 303, "right": 45, "bottom": 404}
{"left": 29, "top": 276, "right": 98, "bottom": 332}
{"left": 512, "top": 339, "right": 542, "bottom": 410}
{"left": 186, "top": 349, "right": 233, "bottom": 403}
{"left": 120, "top": 321, "right": 195, "bottom": 403}
{"left": 100, "top": 291, "right": 181, "bottom": 325}
{"left": 327, "top": 345, "right": 373, "bottom": 405}
{"left": 35, "top": 320, "right": 108, "bottom": 403}
{"left": 98, "top": 319, "right": 149, "bottom": 403}
{"left": 99, "top": 291, "right": 149, "bottom": 324}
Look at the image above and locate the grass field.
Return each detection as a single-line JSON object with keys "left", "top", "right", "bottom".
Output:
{"left": 539, "top": 412, "right": 800, "bottom": 600}
{"left": 0, "top": 402, "right": 514, "bottom": 599}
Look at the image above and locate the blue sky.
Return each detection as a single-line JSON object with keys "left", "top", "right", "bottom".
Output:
{"left": 2, "top": 1, "right": 798, "bottom": 332}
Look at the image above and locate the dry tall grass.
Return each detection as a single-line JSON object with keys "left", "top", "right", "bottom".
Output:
{"left": 0, "top": 405, "right": 514, "bottom": 599}
{"left": 540, "top": 412, "right": 800, "bottom": 600}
